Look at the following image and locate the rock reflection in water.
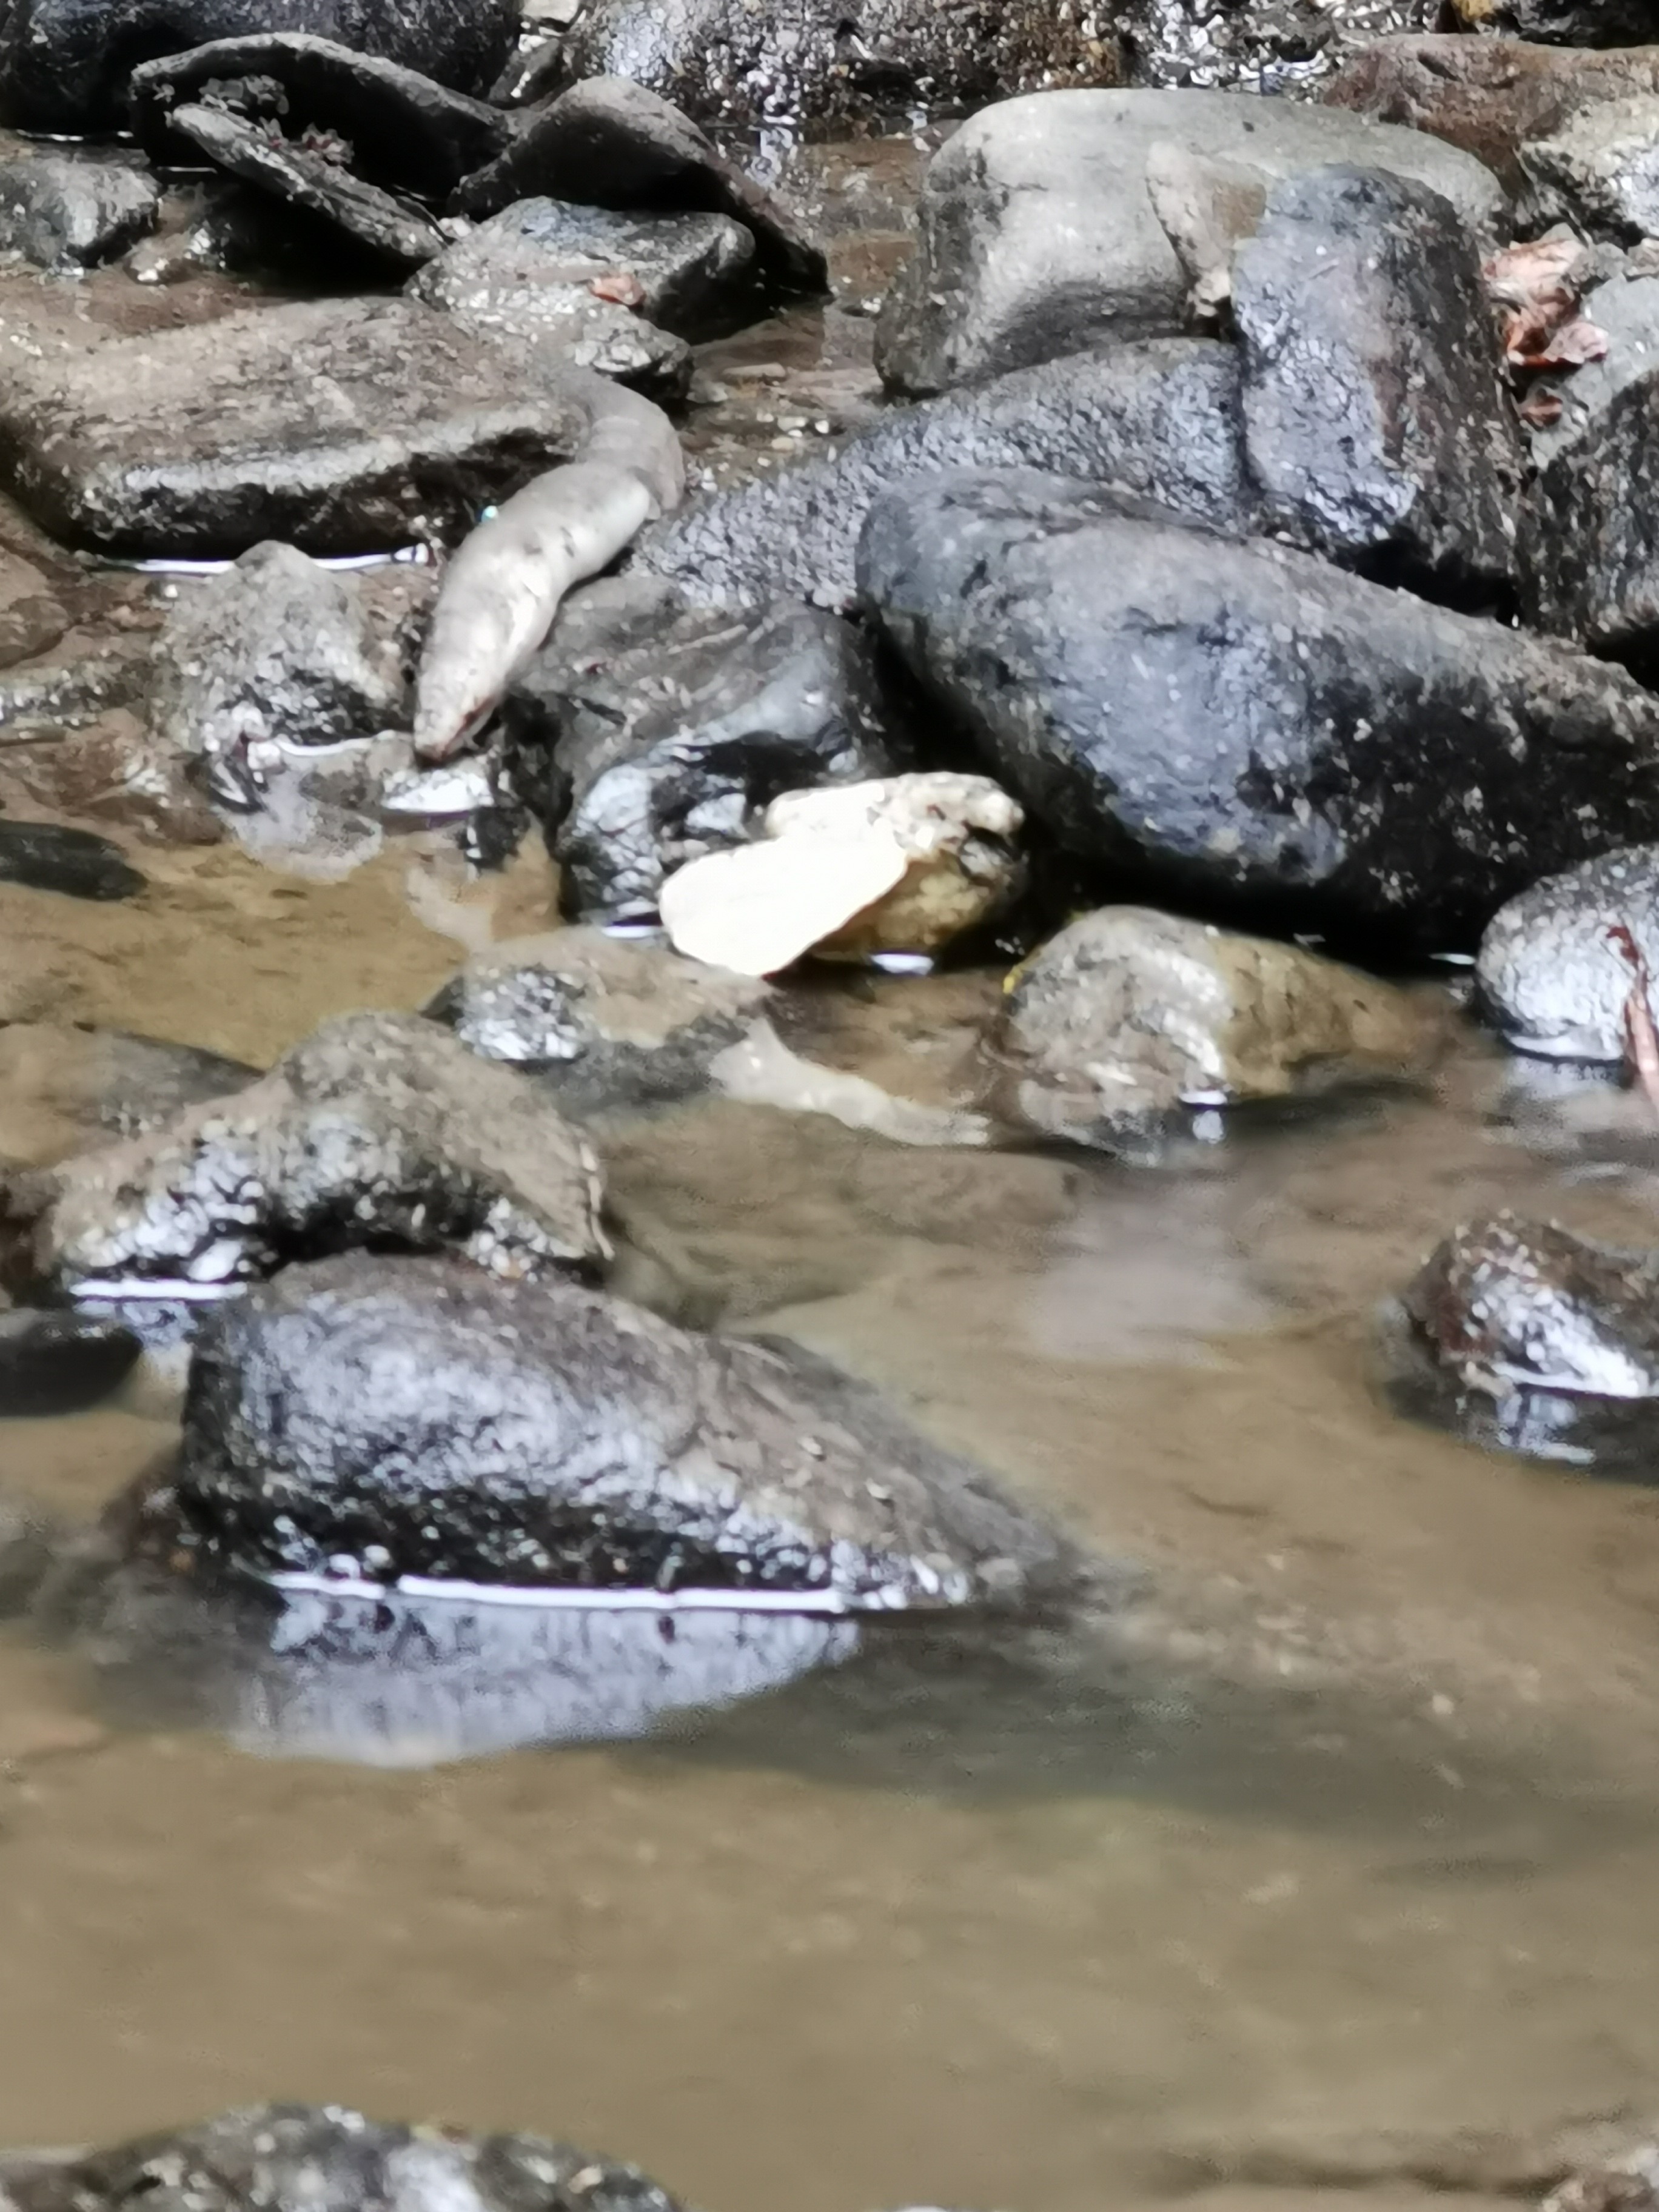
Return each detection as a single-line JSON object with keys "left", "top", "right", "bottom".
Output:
{"left": 76, "top": 1566, "right": 860, "bottom": 1767}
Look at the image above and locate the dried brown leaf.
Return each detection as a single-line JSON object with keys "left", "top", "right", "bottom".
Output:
{"left": 1517, "top": 386, "right": 1564, "bottom": 428}
{"left": 590, "top": 271, "right": 646, "bottom": 307}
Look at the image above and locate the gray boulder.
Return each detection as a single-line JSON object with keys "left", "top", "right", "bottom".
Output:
{"left": 0, "top": 151, "right": 157, "bottom": 269}
{"left": 1476, "top": 843, "right": 1659, "bottom": 1061}
{"left": 149, "top": 540, "right": 405, "bottom": 764}
{"left": 555, "top": 0, "right": 1116, "bottom": 134}
{"left": 874, "top": 87, "right": 1508, "bottom": 397}
{"left": 0, "top": 1011, "right": 606, "bottom": 1297}
{"left": 859, "top": 471, "right": 1659, "bottom": 944}
{"left": 632, "top": 338, "right": 1253, "bottom": 612}
{"left": 164, "top": 1252, "right": 1076, "bottom": 1603}
{"left": 1520, "top": 92, "right": 1659, "bottom": 238}
{"left": 0, "top": 297, "right": 623, "bottom": 557}
{"left": 449, "top": 76, "right": 826, "bottom": 298}
{"left": 1233, "top": 164, "right": 1521, "bottom": 597}
{"left": 411, "top": 198, "right": 757, "bottom": 342}
{"left": 506, "top": 581, "right": 905, "bottom": 916}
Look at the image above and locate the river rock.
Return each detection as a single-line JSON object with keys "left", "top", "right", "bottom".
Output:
{"left": 0, "top": 1309, "right": 140, "bottom": 1416}
{"left": 410, "top": 199, "right": 757, "bottom": 342}
{"left": 0, "top": 297, "right": 609, "bottom": 557}
{"left": 1122, "top": 0, "right": 1437, "bottom": 95}
{"left": 0, "top": 823, "right": 144, "bottom": 902}
{"left": 506, "top": 582, "right": 906, "bottom": 917}
{"left": 0, "top": 1023, "right": 258, "bottom": 1165}
{"left": 555, "top": 0, "right": 1118, "bottom": 135}
{"left": 859, "top": 470, "right": 1659, "bottom": 944}
{"left": 1475, "top": 843, "right": 1659, "bottom": 1060}
{"left": 874, "top": 87, "right": 1509, "bottom": 397}
{"left": 0, "top": 151, "right": 158, "bottom": 270}
{"left": 996, "top": 906, "right": 1435, "bottom": 1146}
{"left": 1519, "top": 92, "right": 1659, "bottom": 237}
{"left": 0, "top": 1011, "right": 605, "bottom": 1298}
{"left": 632, "top": 338, "right": 1252, "bottom": 613}
{"left": 150, "top": 541, "right": 404, "bottom": 769}
{"left": 163, "top": 1251, "right": 1075, "bottom": 1602}
{"left": 0, "top": 2106, "right": 683, "bottom": 2212}
{"left": 428, "top": 925, "right": 773, "bottom": 1111}
{"left": 1233, "top": 164, "right": 1521, "bottom": 597}
{"left": 449, "top": 76, "right": 826, "bottom": 298}
{"left": 128, "top": 33, "right": 511, "bottom": 195}
{"left": 0, "top": 0, "right": 518, "bottom": 133}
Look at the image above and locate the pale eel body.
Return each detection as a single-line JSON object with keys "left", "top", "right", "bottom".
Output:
{"left": 412, "top": 380, "right": 685, "bottom": 764}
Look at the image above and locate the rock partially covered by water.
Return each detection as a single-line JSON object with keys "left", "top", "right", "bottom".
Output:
{"left": 150, "top": 541, "right": 404, "bottom": 766}
{"left": 1233, "top": 163, "right": 1521, "bottom": 597}
{"left": 874, "top": 88, "right": 1507, "bottom": 397}
{"left": 555, "top": 0, "right": 1118, "bottom": 135}
{"left": 996, "top": 907, "right": 1436, "bottom": 1146}
{"left": 506, "top": 583, "right": 905, "bottom": 917}
{"left": 0, "top": 151, "right": 158, "bottom": 270}
{"left": 1476, "top": 843, "right": 1659, "bottom": 1061}
{"left": 161, "top": 1252, "right": 1077, "bottom": 1603}
{"left": 859, "top": 471, "right": 1659, "bottom": 945}
{"left": 0, "top": 1024, "right": 258, "bottom": 1165}
{"left": 427, "top": 925, "right": 773, "bottom": 1111}
{"left": 2, "top": 1011, "right": 606, "bottom": 1298}
{"left": 0, "top": 1309, "right": 140, "bottom": 1416}
{"left": 632, "top": 339, "right": 1253, "bottom": 613}
{"left": 0, "top": 823, "right": 145, "bottom": 902}
{"left": 450, "top": 76, "right": 826, "bottom": 298}
{"left": 0, "top": 298, "right": 603, "bottom": 558}
{"left": 0, "top": 0, "right": 518, "bottom": 133}
{"left": 0, "top": 2106, "right": 682, "bottom": 2212}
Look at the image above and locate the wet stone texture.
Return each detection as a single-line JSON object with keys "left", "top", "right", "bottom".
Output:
{"left": 1122, "top": 0, "right": 1439, "bottom": 93}
{"left": 858, "top": 470, "right": 1659, "bottom": 946}
{"left": 0, "top": 152, "right": 158, "bottom": 270}
{"left": 1476, "top": 843, "right": 1659, "bottom": 1062}
{"left": 152, "top": 1251, "right": 1080, "bottom": 1603}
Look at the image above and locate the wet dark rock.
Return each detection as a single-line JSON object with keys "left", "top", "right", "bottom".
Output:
{"left": 874, "top": 87, "right": 1508, "bottom": 397}
{"left": 1, "top": 1011, "right": 605, "bottom": 1298}
{"left": 151, "top": 540, "right": 404, "bottom": 764}
{"left": 1446, "top": 0, "right": 1659, "bottom": 48}
{"left": 0, "top": 152, "right": 158, "bottom": 270}
{"left": 1522, "top": 272, "right": 1659, "bottom": 662}
{"left": 159, "top": 1251, "right": 1076, "bottom": 1603}
{"left": 427, "top": 925, "right": 773, "bottom": 1111}
{"left": 0, "top": 822, "right": 144, "bottom": 902}
{"left": 555, "top": 0, "right": 1119, "bottom": 135}
{"left": 1232, "top": 164, "right": 1521, "bottom": 598}
{"left": 505, "top": 581, "right": 906, "bottom": 916}
{"left": 450, "top": 76, "right": 827, "bottom": 298}
{"left": 0, "top": 297, "right": 607, "bottom": 558}
{"left": 995, "top": 906, "right": 1437, "bottom": 1147}
{"left": 163, "top": 98, "right": 446, "bottom": 269}
{"left": 859, "top": 470, "right": 1659, "bottom": 945}
{"left": 0, "top": 0, "right": 518, "bottom": 135}
{"left": 1476, "top": 843, "right": 1659, "bottom": 1061}
{"left": 1122, "top": 0, "right": 1437, "bottom": 95}
{"left": 1, "top": 2106, "right": 683, "bottom": 2212}
{"left": 128, "top": 33, "right": 511, "bottom": 196}
{"left": 632, "top": 339, "right": 1253, "bottom": 614}
{"left": 411, "top": 198, "right": 758, "bottom": 343}
{"left": 0, "top": 1024, "right": 259, "bottom": 1165}
{"left": 0, "top": 1309, "right": 140, "bottom": 1416}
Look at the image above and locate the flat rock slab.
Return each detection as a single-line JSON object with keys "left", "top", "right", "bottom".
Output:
{"left": 859, "top": 469, "right": 1659, "bottom": 946}
{"left": 874, "top": 86, "right": 1508, "bottom": 397}
{"left": 0, "top": 297, "right": 598, "bottom": 557}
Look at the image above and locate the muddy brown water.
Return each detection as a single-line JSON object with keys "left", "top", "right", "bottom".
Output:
{"left": 2, "top": 116, "right": 1659, "bottom": 2212}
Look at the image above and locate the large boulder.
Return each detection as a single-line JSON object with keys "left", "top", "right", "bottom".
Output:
{"left": 859, "top": 471, "right": 1659, "bottom": 945}
{"left": 874, "top": 87, "right": 1509, "bottom": 397}
{"left": 0, "top": 297, "right": 619, "bottom": 558}
{"left": 1476, "top": 843, "right": 1659, "bottom": 1060}
{"left": 0, "top": 0, "right": 518, "bottom": 134}
{"left": 554, "top": 0, "right": 1118, "bottom": 135}
{"left": 1232, "top": 164, "right": 1521, "bottom": 597}
{"left": 0, "top": 1011, "right": 606, "bottom": 1298}
{"left": 160, "top": 1252, "right": 1078, "bottom": 1604}
{"left": 631, "top": 338, "right": 1253, "bottom": 612}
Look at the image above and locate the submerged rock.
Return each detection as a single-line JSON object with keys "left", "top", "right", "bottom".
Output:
{"left": 0, "top": 1309, "right": 140, "bottom": 1417}
{"left": 0, "top": 823, "right": 144, "bottom": 902}
{"left": 449, "top": 76, "right": 826, "bottom": 298}
{"left": 506, "top": 583, "right": 905, "bottom": 917}
{"left": 1, "top": 1011, "right": 606, "bottom": 1298}
{"left": 874, "top": 87, "right": 1507, "bottom": 397}
{"left": 632, "top": 339, "right": 1253, "bottom": 613}
{"left": 0, "top": 152, "right": 158, "bottom": 270}
{"left": 1476, "top": 843, "right": 1659, "bottom": 1061}
{"left": 1233, "top": 164, "right": 1521, "bottom": 597}
{"left": 159, "top": 1252, "right": 1076, "bottom": 1602}
{"left": 859, "top": 471, "right": 1659, "bottom": 945}
{"left": 0, "top": 2106, "right": 683, "bottom": 2212}
{"left": 996, "top": 906, "right": 1435, "bottom": 1147}
{"left": 0, "top": 1024, "right": 258, "bottom": 1165}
